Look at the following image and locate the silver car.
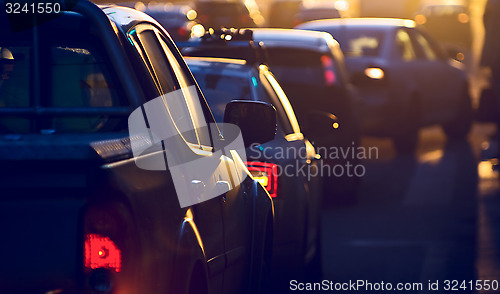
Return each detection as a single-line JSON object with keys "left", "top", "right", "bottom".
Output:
{"left": 296, "top": 18, "right": 473, "bottom": 152}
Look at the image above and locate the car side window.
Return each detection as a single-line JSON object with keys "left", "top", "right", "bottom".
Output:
{"left": 412, "top": 31, "right": 438, "bottom": 60}
{"left": 0, "top": 46, "right": 31, "bottom": 133}
{"left": 395, "top": 29, "right": 416, "bottom": 61}
{"left": 129, "top": 25, "right": 212, "bottom": 149}
{"left": 260, "top": 68, "right": 301, "bottom": 137}
{"left": 50, "top": 45, "right": 124, "bottom": 132}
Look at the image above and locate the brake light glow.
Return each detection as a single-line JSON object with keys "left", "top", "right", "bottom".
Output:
{"left": 321, "top": 55, "right": 337, "bottom": 86}
{"left": 84, "top": 234, "right": 122, "bottom": 272}
{"left": 245, "top": 161, "right": 278, "bottom": 198}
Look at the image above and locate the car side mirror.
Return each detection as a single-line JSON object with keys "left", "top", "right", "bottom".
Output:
{"left": 224, "top": 100, "right": 277, "bottom": 148}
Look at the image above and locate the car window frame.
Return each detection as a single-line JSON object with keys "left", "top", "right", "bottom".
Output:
{"left": 393, "top": 28, "right": 417, "bottom": 62}
{"left": 128, "top": 23, "right": 215, "bottom": 152}
{"left": 259, "top": 66, "right": 303, "bottom": 140}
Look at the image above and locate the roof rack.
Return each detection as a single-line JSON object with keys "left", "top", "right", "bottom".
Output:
{"left": 177, "top": 27, "right": 268, "bottom": 65}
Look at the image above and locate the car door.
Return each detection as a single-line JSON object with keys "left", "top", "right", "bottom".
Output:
{"left": 128, "top": 24, "right": 232, "bottom": 292}
{"left": 260, "top": 67, "right": 321, "bottom": 252}
{"left": 409, "top": 28, "right": 461, "bottom": 124}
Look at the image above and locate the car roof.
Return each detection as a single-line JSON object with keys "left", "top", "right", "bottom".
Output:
{"left": 101, "top": 5, "right": 162, "bottom": 33}
{"left": 296, "top": 18, "right": 416, "bottom": 30}
{"left": 250, "top": 28, "right": 339, "bottom": 52}
{"left": 185, "top": 57, "right": 255, "bottom": 78}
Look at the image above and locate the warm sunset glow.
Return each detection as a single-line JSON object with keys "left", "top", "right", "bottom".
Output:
{"left": 415, "top": 14, "right": 427, "bottom": 25}
{"left": 458, "top": 13, "right": 469, "bottom": 23}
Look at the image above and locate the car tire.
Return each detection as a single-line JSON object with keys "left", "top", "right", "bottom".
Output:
{"left": 442, "top": 86, "right": 472, "bottom": 139}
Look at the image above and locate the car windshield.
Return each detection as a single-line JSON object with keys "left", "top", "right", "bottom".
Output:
{"left": 190, "top": 70, "right": 253, "bottom": 122}
{"left": 319, "top": 27, "right": 385, "bottom": 57}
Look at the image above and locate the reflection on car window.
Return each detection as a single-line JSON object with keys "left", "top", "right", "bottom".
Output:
{"left": 413, "top": 32, "right": 438, "bottom": 60}
{"left": 325, "top": 28, "right": 384, "bottom": 57}
{"left": 396, "top": 29, "right": 416, "bottom": 61}
{"left": 190, "top": 71, "right": 253, "bottom": 122}
{"left": 134, "top": 27, "right": 208, "bottom": 148}
{"left": 51, "top": 46, "right": 123, "bottom": 132}
{"left": 265, "top": 48, "right": 327, "bottom": 85}
{"left": 158, "top": 36, "right": 212, "bottom": 148}
{"left": 0, "top": 44, "right": 124, "bottom": 134}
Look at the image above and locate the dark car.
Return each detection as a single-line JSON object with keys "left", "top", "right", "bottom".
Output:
{"left": 186, "top": 56, "right": 323, "bottom": 280}
{"left": 195, "top": 0, "right": 258, "bottom": 29}
{"left": 250, "top": 28, "right": 360, "bottom": 147}
{"left": 296, "top": 18, "right": 473, "bottom": 152}
{"left": 139, "top": 3, "right": 205, "bottom": 41}
{"left": 0, "top": 1, "right": 276, "bottom": 293}
{"left": 414, "top": 4, "right": 472, "bottom": 64}
{"left": 268, "top": 0, "right": 302, "bottom": 28}
{"left": 183, "top": 28, "right": 362, "bottom": 201}
{"left": 293, "top": 2, "right": 341, "bottom": 26}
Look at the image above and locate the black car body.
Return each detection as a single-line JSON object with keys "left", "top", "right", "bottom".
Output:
{"left": 0, "top": 1, "right": 275, "bottom": 293}
{"left": 250, "top": 28, "right": 360, "bottom": 146}
{"left": 186, "top": 57, "right": 323, "bottom": 279}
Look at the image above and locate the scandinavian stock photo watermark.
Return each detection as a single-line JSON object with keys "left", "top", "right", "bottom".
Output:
{"left": 249, "top": 142, "right": 379, "bottom": 180}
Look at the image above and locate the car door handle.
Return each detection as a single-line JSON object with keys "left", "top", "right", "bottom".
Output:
{"left": 216, "top": 181, "right": 231, "bottom": 201}
{"left": 191, "top": 180, "right": 205, "bottom": 192}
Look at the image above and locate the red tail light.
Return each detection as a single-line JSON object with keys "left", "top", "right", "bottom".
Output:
{"left": 246, "top": 161, "right": 278, "bottom": 198}
{"left": 178, "top": 26, "right": 188, "bottom": 37}
{"left": 84, "top": 233, "right": 122, "bottom": 273}
{"left": 321, "top": 55, "right": 337, "bottom": 86}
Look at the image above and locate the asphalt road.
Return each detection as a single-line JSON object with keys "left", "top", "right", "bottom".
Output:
{"left": 318, "top": 124, "right": 493, "bottom": 294}
{"left": 269, "top": 122, "right": 500, "bottom": 294}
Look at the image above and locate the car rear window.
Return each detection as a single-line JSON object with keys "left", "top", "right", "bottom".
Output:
{"left": 265, "top": 48, "right": 339, "bottom": 86}
{"left": 316, "top": 27, "right": 385, "bottom": 57}
{"left": 0, "top": 42, "right": 124, "bottom": 134}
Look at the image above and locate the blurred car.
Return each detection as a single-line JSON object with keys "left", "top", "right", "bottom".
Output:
{"left": 250, "top": 28, "right": 360, "bottom": 147}
{"left": 138, "top": 3, "right": 205, "bottom": 41}
{"left": 186, "top": 56, "right": 323, "bottom": 280}
{"left": 0, "top": 2, "right": 276, "bottom": 293}
{"left": 250, "top": 28, "right": 362, "bottom": 201}
{"left": 296, "top": 18, "right": 473, "bottom": 152}
{"left": 293, "top": 1, "right": 341, "bottom": 26}
{"left": 181, "top": 28, "right": 360, "bottom": 201}
{"left": 268, "top": 0, "right": 302, "bottom": 28}
{"left": 414, "top": 4, "right": 472, "bottom": 63}
{"left": 195, "top": 0, "right": 258, "bottom": 29}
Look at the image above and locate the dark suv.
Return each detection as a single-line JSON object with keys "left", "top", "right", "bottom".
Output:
{"left": 0, "top": 1, "right": 276, "bottom": 293}
{"left": 186, "top": 56, "right": 323, "bottom": 281}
